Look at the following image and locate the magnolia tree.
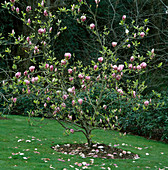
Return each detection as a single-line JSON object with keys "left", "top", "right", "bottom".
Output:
{"left": 1, "top": 0, "right": 156, "bottom": 147}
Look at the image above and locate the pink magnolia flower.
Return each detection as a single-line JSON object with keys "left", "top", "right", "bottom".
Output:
{"left": 26, "top": 37, "right": 30, "bottom": 42}
{"left": 117, "top": 64, "right": 124, "bottom": 72}
{"left": 45, "top": 64, "right": 49, "bottom": 69}
{"left": 81, "top": 15, "right": 86, "bottom": 22}
{"left": 128, "top": 64, "right": 133, "bottom": 69}
{"left": 112, "top": 73, "right": 116, "bottom": 78}
{"left": 27, "top": 19, "right": 31, "bottom": 24}
{"left": 113, "top": 65, "right": 118, "bottom": 70}
{"left": 15, "top": 72, "right": 21, "bottom": 79}
{"left": 130, "top": 56, "right": 134, "bottom": 62}
{"left": 70, "top": 129, "right": 74, "bottom": 134}
{"left": 44, "top": 10, "right": 48, "bottom": 16}
{"left": 103, "top": 105, "right": 107, "bottom": 110}
{"left": 68, "top": 69, "right": 73, "bottom": 74}
{"left": 144, "top": 100, "right": 149, "bottom": 106}
{"left": 133, "top": 91, "right": 136, "bottom": 98}
{"left": 78, "top": 98, "right": 83, "bottom": 104}
{"left": 98, "top": 57, "right": 103, "bottom": 63}
{"left": 10, "top": 0, "right": 15, "bottom": 3}
{"left": 24, "top": 80, "right": 30, "bottom": 85}
{"left": 44, "top": 103, "right": 47, "bottom": 107}
{"left": 26, "top": 6, "right": 31, "bottom": 12}
{"left": 78, "top": 73, "right": 84, "bottom": 79}
{"left": 127, "top": 44, "right": 131, "bottom": 48}
{"left": 133, "top": 66, "right": 136, "bottom": 70}
{"left": 47, "top": 97, "right": 50, "bottom": 101}
{"left": 71, "top": 4, "right": 75, "bottom": 11}
{"left": 64, "top": 53, "right": 71, "bottom": 60}
{"left": 69, "top": 77, "right": 74, "bottom": 81}
{"left": 34, "top": 77, "right": 38, "bottom": 82}
{"left": 31, "top": 77, "right": 35, "bottom": 83}
{"left": 116, "top": 75, "right": 121, "bottom": 81}
{"left": 140, "top": 62, "right": 147, "bottom": 69}
{"left": 140, "top": 32, "right": 145, "bottom": 38}
{"left": 41, "top": 0, "right": 44, "bottom": 7}
{"left": 16, "top": 7, "right": 19, "bottom": 14}
{"left": 112, "top": 42, "right": 117, "bottom": 47}
{"left": 50, "top": 65, "right": 53, "bottom": 71}
{"left": 117, "top": 89, "right": 123, "bottom": 95}
{"left": 122, "top": 15, "right": 126, "bottom": 21}
{"left": 38, "top": 28, "right": 44, "bottom": 34}
{"left": 90, "top": 23, "right": 95, "bottom": 29}
{"left": 13, "top": 98, "right": 17, "bottom": 103}
{"left": 137, "top": 65, "right": 141, "bottom": 70}
{"left": 151, "top": 48, "right": 154, "bottom": 54}
{"left": 43, "top": 28, "right": 46, "bottom": 33}
{"left": 95, "top": 0, "right": 100, "bottom": 4}
{"left": 63, "top": 95, "right": 68, "bottom": 100}
{"left": 72, "top": 100, "right": 75, "bottom": 106}
{"left": 49, "top": 27, "right": 52, "bottom": 33}
{"left": 24, "top": 71, "right": 28, "bottom": 76}
{"left": 29, "top": 66, "right": 35, "bottom": 72}
{"left": 11, "top": 6, "right": 15, "bottom": 11}
{"left": 94, "top": 65, "right": 98, "bottom": 70}
{"left": 61, "top": 59, "right": 66, "bottom": 65}
{"left": 85, "top": 76, "right": 91, "bottom": 80}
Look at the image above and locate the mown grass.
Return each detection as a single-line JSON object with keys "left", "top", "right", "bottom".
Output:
{"left": 0, "top": 115, "right": 168, "bottom": 170}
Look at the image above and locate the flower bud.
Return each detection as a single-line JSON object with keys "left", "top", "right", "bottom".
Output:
{"left": 112, "top": 42, "right": 117, "bottom": 47}
{"left": 81, "top": 15, "right": 86, "bottom": 22}
{"left": 78, "top": 98, "right": 83, "bottom": 104}
{"left": 90, "top": 23, "right": 95, "bottom": 29}
{"left": 122, "top": 15, "right": 126, "bottom": 21}
{"left": 16, "top": 7, "right": 19, "bottom": 14}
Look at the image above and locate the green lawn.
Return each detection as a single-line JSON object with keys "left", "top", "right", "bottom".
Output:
{"left": 0, "top": 115, "right": 168, "bottom": 169}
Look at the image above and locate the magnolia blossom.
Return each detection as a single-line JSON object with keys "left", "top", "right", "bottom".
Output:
{"left": 13, "top": 98, "right": 17, "bottom": 103}
{"left": 26, "top": 6, "right": 31, "bottom": 12}
{"left": 29, "top": 66, "right": 35, "bottom": 72}
{"left": 44, "top": 10, "right": 48, "bottom": 16}
{"left": 11, "top": 6, "right": 15, "bottom": 11}
{"left": 103, "top": 105, "right": 107, "bottom": 110}
{"left": 61, "top": 59, "right": 66, "bottom": 65}
{"left": 122, "top": 15, "right": 126, "bottom": 21}
{"left": 85, "top": 76, "right": 91, "bottom": 80}
{"left": 70, "top": 129, "right": 74, "bottom": 134}
{"left": 24, "top": 80, "right": 30, "bottom": 85}
{"left": 133, "top": 91, "right": 136, "bottom": 98}
{"left": 38, "top": 28, "right": 45, "bottom": 34}
{"left": 144, "top": 100, "right": 149, "bottom": 106}
{"left": 15, "top": 72, "right": 21, "bottom": 78}
{"left": 41, "top": 0, "right": 44, "bottom": 7}
{"left": 44, "top": 103, "right": 47, "bottom": 107}
{"left": 27, "top": 19, "right": 31, "bottom": 24}
{"left": 117, "top": 64, "right": 124, "bottom": 72}
{"left": 117, "top": 89, "right": 123, "bottom": 95}
{"left": 49, "top": 27, "right": 52, "bottom": 33}
{"left": 90, "top": 23, "right": 95, "bottom": 29}
{"left": 137, "top": 65, "right": 141, "bottom": 70}
{"left": 45, "top": 64, "right": 49, "bottom": 69}
{"left": 112, "top": 73, "right": 115, "bottom": 78}
{"left": 113, "top": 65, "right": 118, "bottom": 70}
{"left": 95, "top": 0, "right": 100, "bottom": 4}
{"left": 116, "top": 75, "right": 121, "bottom": 81}
{"left": 78, "top": 98, "right": 83, "bottom": 105}
{"left": 140, "top": 62, "right": 147, "bottom": 69}
{"left": 71, "top": 4, "right": 75, "bottom": 11}
{"left": 140, "top": 32, "right": 145, "bottom": 38}
{"left": 24, "top": 71, "right": 28, "bottom": 76}
{"left": 34, "top": 77, "right": 38, "bottom": 82}
{"left": 50, "top": 65, "right": 53, "bottom": 71}
{"left": 151, "top": 48, "right": 154, "bottom": 54}
{"left": 47, "top": 97, "right": 50, "bottom": 101}
{"left": 78, "top": 73, "right": 84, "bottom": 79}
{"left": 31, "top": 77, "right": 35, "bottom": 83}
{"left": 81, "top": 15, "right": 86, "bottom": 22}
{"left": 16, "top": 7, "right": 19, "bottom": 14}
{"left": 127, "top": 44, "right": 131, "bottom": 48}
{"left": 94, "top": 65, "right": 98, "bottom": 70}
{"left": 10, "top": 0, "right": 15, "bottom": 3}
{"left": 26, "top": 37, "right": 30, "bottom": 42}
{"left": 125, "top": 29, "right": 129, "bottom": 34}
{"left": 64, "top": 53, "right": 71, "bottom": 60}
{"left": 112, "top": 42, "right": 117, "bottom": 47}
{"left": 68, "top": 69, "right": 73, "bottom": 74}
{"left": 61, "top": 103, "right": 66, "bottom": 108}
{"left": 69, "top": 77, "right": 74, "bottom": 81}
{"left": 63, "top": 94, "right": 68, "bottom": 100}
{"left": 98, "top": 57, "right": 103, "bottom": 63}
{"left": 72, "top": 100, "right": 75, "bottom": 106}
{"left": 128, "top": 64, "right": 133, "bottom": 69}
{"left": 130, "top": 56, "right": 134, "bottom": 62}
{"left": 133, "top": 66, "right": 136, "bottom": 70}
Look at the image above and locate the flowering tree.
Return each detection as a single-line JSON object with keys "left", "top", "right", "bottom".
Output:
{"left": 1, "top": 0, "right": 156, "bottom": 147}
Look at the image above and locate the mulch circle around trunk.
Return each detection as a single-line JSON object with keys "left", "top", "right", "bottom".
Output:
{"left": 51, "top": 143, "right": 139, "bottom": 159}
